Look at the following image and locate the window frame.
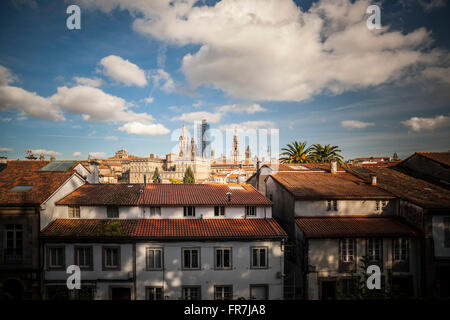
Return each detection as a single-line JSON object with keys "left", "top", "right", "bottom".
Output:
{"left": 47, "top": 246, "right": 66, "bottom": 270}
{"left": 393, "top": 238, "right": 409, "bottom": 262}
{"left": 107, "top": 206, "right": 119, "bottom": 218}
{"left": 182, "top": 286, "right": 201, "bottom": 300}
{"left": 214, "top": 285, "right": 233, "bottom": 300}
{"left": 146, "top": 247, "right": 164, "bottom": 271}
{"left": 182, "top": 248, "right": 201, "bottom": 270}
{"left": 5, "top": 224, "right": 23, "bottom": 258}
{"left": 74, "top": 245, "right": 93, "bottom": 271}
{"left": 340, "top": 238, "right": 355, "bottom": 263}
{"left": 148, "top": 206, "right": 161, "bottom": 217}
{"left": 68, "top": 205, "right": 80, "bottom": 218}
{"left": 145, "top": 286, "right": 164, "bottom": 300}
{"left": 367, "top": 238, "right": 383, "bottom": 263}
{"left": 245, "top": 206, "right": 257, "bottom": 217}
{"left": 214, "top": 206, "right": 225, "bottom": 217}
{"left": 183, "top": 206, "right": 196, "bottom": 217}
{"left": 250, "top": 246, "right": 268, "bottom": 269}
{"left": 102, "top": 246, "right": 121, "bottom": 271}
{"left": 214, "top": 247, "right": 232, "bottom": 270}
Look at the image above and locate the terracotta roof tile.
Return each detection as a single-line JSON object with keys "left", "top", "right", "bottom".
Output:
{"left": 0, "top": 161, "right": 79, "bottom": 206}
{"left": 57, "top": 183, "right": 272, "bottom": 206}
{"left": 295, "top": 217, "right": 420, "bottom": 238}
{"left": 41, "top": 218, "right": 286, "bottom": 240}
{"left": 270, "top": 172, "right": 393, "bottom": 199}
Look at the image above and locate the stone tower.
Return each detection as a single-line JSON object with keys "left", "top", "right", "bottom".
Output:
{"left": 190, "top": 137, "right": 196, "bottom": 161}
{"left": 179, "top": 124, "right": 189, "bottom": 158}
{"left": 245, "top": 145, "right": 251, "bottom": 162}
{"left": 231, "top": 129, "right": 241, "bottom": 163}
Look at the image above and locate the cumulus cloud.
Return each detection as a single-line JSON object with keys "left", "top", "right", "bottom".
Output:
{"left": 0, "top": 65, "right": 18, "bottom": 86}
{"left": 89, "top": 152, "right": 107, "bottom": 158}
{"left": 118, "top": 121, "right": 170, "bottom": 136}
{"left": 0, "top": 86, "right": 65, "bottom": 121}
{"left": 0, "top": 147, "right": 13, "bottom": 152}
{"left": 99, "top": 55, "right": 147, "bottom": 87}
{"left": 76, "top": 0, "right": 449, "bottom": 101}
{"left": 172, "top": 111, "right": 223, "bottom": 123}
{"left": 219, "top": 120, "right": 276, "bottom": 131}
{"left": 218, "top": 103, "right": 267, "bottom": 114}
{"left": 72, "top": 151, "right": 82, "bottom": 157}
{"left": 73, "top": 76, "right": 104, "bottom": 87}
{"left": 341, "top": 120, "right": 375, "bottom": 129}
{"left": 49, "top": 85, "right": 153, "bottom": 122}
{"left": 150, "top": 69, "right": 175, "bottom": 93}
{"left": 30, "top": 149, "right": 61, "bottom": 156}
{"left": 402, "top": 115, "right": 450, "bottom": 132}
{"left": 144, "top": 97, "right": 154, "bottom": 104}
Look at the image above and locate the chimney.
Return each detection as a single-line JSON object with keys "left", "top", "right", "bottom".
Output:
{"left": 226, "top": 191, "right": 232, "bottom": 202}
{"left": 144, "top": 174, "right": 147, "bottom": 187}
{"left": 256, "top": 158, "right": 261, "bottom": 190}
{"left": 370, "top": 174, "right": 377, "bottom": 186}
{"left": 330, "top": 160, "right": 337, "bottom": 174}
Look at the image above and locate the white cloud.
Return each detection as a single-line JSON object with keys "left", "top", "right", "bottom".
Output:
{"left": 219, "top": 120, "right": 276, "bottom": 131}
{"left": 168, "top": 105, "right": 181, "bottom": 112}
{"left": 99, "top": 55, "right": 147, "bottom": 87}
{"left": 402, "top": 115, "right": 450, "bottom": 132}
{"left": 49, "top": 85, "right": 153, "bottom": 122}
{"left": 0, "top": 147, "right": 13, "bottom": 152}
{"left": 0, "top": 117, "right": 12, "bottom": 122}
{"left": 118, "top": 121, "right": 170, "bottom": 136}
{"left": 30, "top": 149, "right": 61, "bottom": 156}
{"left": 72, "top": 151, "right": 82, "bottom": 157}
{"left": 89, "top": 152, "right": 107, "bottom": 158}
{"left": 73, "top": 76, "right": 104, "bottom": 87}
{"left": 105, "top": 135, "right": 118, "bottom": 141}
{"left": 172, "top": 111, "right": 223, "bottom": 123}
{"left": 150, "top": 69, "right": 175, "bottom": 93}
{"left": 218, "top": 103, "right": 267, "bottom": 114}
{"left": 341, "top": 120, "right": 375, "bottom": 129}
{"left": 0, "top": 65, "right": 18, "bottom": 86}
{"left": 144, "top": 97, "right": 154, "bottom": 104}
{"left": 75, "top": 0, "right": 447, "bottom": 101}
{"left": 421, "top": 67, "right": 450, "bottom": 84}
{"left": 0, "top": 86, "right": 65, "bottom": 121}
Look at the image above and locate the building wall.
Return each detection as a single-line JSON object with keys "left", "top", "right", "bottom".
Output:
{"left": 44, "top": 240, "right": 284, "bottom": 300}
{"left": 432, "top": 215, "right": 450, "bottom": 258}
{"left": 53, "top": 205, "right": 272, "bottom": 220}
{"left": 294, "top": 199, "right": 396, "bottom": 217}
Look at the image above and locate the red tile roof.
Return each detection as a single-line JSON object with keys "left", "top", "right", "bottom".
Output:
{"left": 348, "top": 165, "right": 450, "bottom": 209}
{"left": 295, "top": 217, "right": 420, "bottom": 238}
{"left": 56, "top": 183, "right": 272, "bottom": 206}
{"left": 269, "top": 172, "right": 393, "bottom": 200}
{"left": 416, "top": 152, "right": 450, "bottom": 167}
{"left": 0, "top": 161, "right": 80, "bottom": 206}
{"left": 41, "top": 218, "right": 286, "bottom": 240}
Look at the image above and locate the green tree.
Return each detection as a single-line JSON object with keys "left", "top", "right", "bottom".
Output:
{"left": 310, "top": 144, "right": 344, "bottom": 164}
{"left": 183, "top": 166, "right": 195, "bottom": 184}
{"left": 279, "top": 141, "right": 311, "bottom": 163}
{"left": 152, "top": 167, "right": 161, "bottom": 183}
{"left": 168, "top": 178, "right": 182, "bottom": 184}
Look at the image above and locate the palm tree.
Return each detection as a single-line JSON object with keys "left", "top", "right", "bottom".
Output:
{"left": 279, "top": 141, "right": 311, "bottom": 163}
{"left": 310, "top": 144, "right": 344, "bottom": 164}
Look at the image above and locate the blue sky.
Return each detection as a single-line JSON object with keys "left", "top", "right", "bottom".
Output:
{"left": 0, "top": 0, "right": 449, "bottom": 161}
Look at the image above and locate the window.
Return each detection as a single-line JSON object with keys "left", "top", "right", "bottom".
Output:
{"left": 182, "top": 248, "right": 200, "bottom": 270}
{"left": 214, "top": 206, "right": 225, "bottom": 217}
{"left": 148, "top": 207, "right": 161, "bottom": 217}
{"left": 327, "top": 200, "right": 338, "bottom": 211}
{"left": 215, "top": 248, "right": 232, "bottom": 269}
{"left": 393, "top": 238, "right": 409, "bottom": 262}
{"left": 367, "top": 238, "right": 382, "bottom": 262}
{"left": 68, "top": 206, "right": 80, "bottom": 218}
{"left": 107, "top": 206, "right": 119, "bottom": 218}
{"left": 444, "top": 218, "right": 450, "bottom": 248}
{"left": 340, "top": 239, "right": 355, "bottom": 262}
{"left": 183, "top": 206, "right": 196, "bottom": 217}
{"left": 182, "top": 286, "right": 201, "bottom": 300}
{"left": 215, "top": 285, "right": 233, "bottom": 300}
{"left": 5, "top": 224, "right": 23, "bottom": 263}
{"left": 75, "top": 246, "right": 93, "bottom": 270}
{"left": 103, "top": 247, "right": 120, "bottom": 270}
{"left": 146, "top": 287, "right": 163, "bottom": 300}
{"left": 245, "top": 206, "right": 256, "bottom": 217}
{"left": 251, "top": 247, "right": 268, "bottom": 269}
{"left": 376, "top": 201, "right": 380, "bottom": 211}
{"left": 146, "top": 248, "right": 163, "bottom": 270}
{"left": 48, "top": 246, "right": 65, "bottom": 269}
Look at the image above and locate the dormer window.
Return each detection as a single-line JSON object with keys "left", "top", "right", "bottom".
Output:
{"left": 245, "top": 206, "right": 256, "bottom": 217}
{"left": 107, "top": 206, "right": 119, "bottom": 218}
{"left": 214, "top": 206, "right": 225, "bottom": 217}
{"left": 148, "top": 207, "right": 161, "bottom": 217}
{"left": 327, "top": 200, "right": 338, "bottom": 211}
{"left": 68, "top": 206, "right": 80, "bottom": 218}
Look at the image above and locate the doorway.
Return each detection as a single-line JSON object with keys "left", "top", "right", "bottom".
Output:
{"left": 110, "top": 286, "right": 132, "bottom": 300}
{"left": 320, "top": 281, "right": 336, "bottom": 300}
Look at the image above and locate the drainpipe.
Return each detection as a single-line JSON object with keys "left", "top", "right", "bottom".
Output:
{"left": 133, "top": 243, "right": 137, "bottom": 300}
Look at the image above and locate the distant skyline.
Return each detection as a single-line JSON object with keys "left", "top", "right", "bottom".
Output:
{"left": 1, "top": 0, "right": 450, "bottom": 161}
